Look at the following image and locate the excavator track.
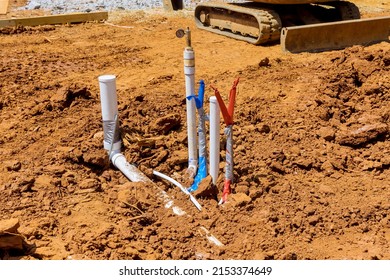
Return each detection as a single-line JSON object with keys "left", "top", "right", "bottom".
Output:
{"left": 194, "top": 2, "right": 282, "bottom": 45}
{"left": 330, "top": 1, "right": 360, "bottom": 20}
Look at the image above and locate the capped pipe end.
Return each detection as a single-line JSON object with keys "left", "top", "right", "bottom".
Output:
{"left": 209, "top": 96, "right": 217, "bottom": 103}
{"left": 98, "top": 74, "right": 116, "bottom": 83}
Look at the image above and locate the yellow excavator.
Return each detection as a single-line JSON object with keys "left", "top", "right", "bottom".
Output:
{"left": 166, "top": 0, "right": 390, "bottom": 52}
{"left": 194, "top": 0, "right": 390, "bottom": 52}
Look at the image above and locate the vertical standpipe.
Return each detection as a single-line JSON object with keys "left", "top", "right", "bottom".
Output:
{"left": 184, "top": 45, "right": 198, "bottom": 177}
{"left": 98, "top": 75, "right": 122, "bottom": 153}
{"left": 188, "top": 80, "right": 207, "bottom": 192}
{"left": 209, "top": 96, "right": 220, "bottom": 186}
{"left": 98, "top": 75, "right": 153, "bottom": 184}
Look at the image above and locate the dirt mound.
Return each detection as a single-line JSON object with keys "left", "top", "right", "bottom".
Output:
{"left": 0, "top": 3, "right": 389, "bottom": 260}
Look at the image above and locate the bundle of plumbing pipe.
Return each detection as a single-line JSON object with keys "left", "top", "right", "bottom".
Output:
{"left": 98, "top": 75, "right": 203, "bottom": 211}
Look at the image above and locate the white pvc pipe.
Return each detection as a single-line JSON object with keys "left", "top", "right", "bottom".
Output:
{"left": 153, "top": 170, "right": 202, "bottom": 211}
{"left": 184, "top": 47, "right": 198, "bottom": 178}
{"left": 98, "top": 74, "right": 121, "bottom": 152}
{"left": 111, "top": 153, "right": 152, "bottom": 183}
{"left": 209, "top": 96, "right": 220, "bottom": 186}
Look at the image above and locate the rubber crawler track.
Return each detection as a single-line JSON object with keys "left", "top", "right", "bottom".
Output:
{"left": 195, "top": 2, "right": 282, "bottom": 45}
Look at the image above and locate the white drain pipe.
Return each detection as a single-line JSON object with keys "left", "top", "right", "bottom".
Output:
{"left": 183, "top": 29, "right": 198, "bottom": 178}
{"left": 111, "top": 153, "right": 153, "bottom": 183}
{"left": 209, "top": 96, "right": 220, "bottom": 186}
{"left": 98, "top": 74, "right": 186, "bottom": 216}
{"left": 98, "top": 74, "right": 159, "bottom": 184}
{"left": 98, "top": 75, "right": 122, "bottom": 153}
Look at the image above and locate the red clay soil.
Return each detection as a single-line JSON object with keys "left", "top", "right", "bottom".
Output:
{"left": 0, "top": 0, "right": 389, "bottom": 260}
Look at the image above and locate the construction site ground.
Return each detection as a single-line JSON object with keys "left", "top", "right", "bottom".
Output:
{"left": 0, "top": 0, "right": 389, "bottom": 260}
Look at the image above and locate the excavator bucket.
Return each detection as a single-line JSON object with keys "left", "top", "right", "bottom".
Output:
{"left": 281, "top": 16, "right": 390, "bottom": 53}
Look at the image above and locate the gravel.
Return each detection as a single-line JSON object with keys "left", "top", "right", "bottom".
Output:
{"left": 22, "top": 0, "right": 216, "bottom": 14}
